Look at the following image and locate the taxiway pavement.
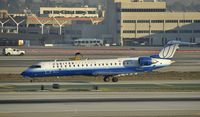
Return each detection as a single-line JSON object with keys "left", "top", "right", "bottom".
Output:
{"left": 0, "top": 46, "right": 200, "bottom": 74}
{"left": 0, "top": 92, "right": 200, "bottom": 117}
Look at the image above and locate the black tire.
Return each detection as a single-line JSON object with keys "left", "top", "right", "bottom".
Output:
{"left": 103, "top": 76, "right": 110, "bottom": 82}
{"left": 6, "top": 53, "right": 11, "bottom": 56}
{"left": 20, "top": 53, "right": 24, "bottom": 56}
{"left": 112, "top": 77, "right": 118, "bottom": 82}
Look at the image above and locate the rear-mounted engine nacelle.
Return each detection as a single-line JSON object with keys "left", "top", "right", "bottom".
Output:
{"left": 138, "top": 57, "right": 153, "bottom": 66}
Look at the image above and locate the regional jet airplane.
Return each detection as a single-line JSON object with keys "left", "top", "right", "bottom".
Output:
{"left": 21, "top": 41, "right": 191, "bottom": 82}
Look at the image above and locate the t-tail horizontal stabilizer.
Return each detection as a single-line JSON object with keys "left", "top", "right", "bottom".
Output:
{"left": 151, "top": 41, "right": 196, "bottom": 59}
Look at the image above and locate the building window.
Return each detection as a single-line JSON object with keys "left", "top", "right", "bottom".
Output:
{"left": 44, "top": 10, "right": 52, "bottom": 14}
{"left": 76, "top": 11, "right": 86, "bottom": 14}
{"left": 88, "top": 11, "right": 96, "bottom": 14}
{"left": 194, "top": 30, "right": 200, "bottom": 33}
{"left": 165, "top": 20, "right": 178, "bottom": 23}
{"left": 179, "top": 30, "right": 192, "bottom": 33}
{"left": 137, "top": 20, "right": 150, "bottom": 23}
{"left": 123, "top": 20, "right": 136, "bottom": 23}
{"left": 194, "top": 20, "right": 200, "bottom": 23}
{"left": 53, "top": 11, "right": 60, "bottom": 14}
{"left": 123, "top": 30, "right": 136, "bottom": 33}
{"left": 165, "top": 30, "right": 178, "bottom": 33}
{"left": 151, "top": 30, "right": 164, "bottom": 33}
{"left": 121, "top": 8, "right": 166, "bottom": 12}
{"left": 179, "top": 20, "right": 192, "bottom": 23}
{"left": 64, "top": 11, "right": 74, "bottom": 14}
{"left": 151, "top": 20, "right": 164, "bottom": 23}
{"left": 137, "top": 30, "right": 150, "bottom": 33}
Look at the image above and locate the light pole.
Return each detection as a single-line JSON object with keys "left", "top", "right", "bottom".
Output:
{"left": 8, "top": 15, "right": 24, "bottom": 34}
{"left": 0, "top": 19, "right": 9, "bottom": 33}
{"left": 53, "top": 17, "right": 69, "bottom": 35}
{"left": 30, "top": 15, "right": 50, "bottom": 34}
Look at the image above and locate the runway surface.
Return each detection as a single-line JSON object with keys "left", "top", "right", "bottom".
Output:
{"left": 0, "top": 92, "right": 200, "bottom": 117}
{"left": 0, "top": 46, "right": 200, "bottom": 74}
{"left": 1, "top": 80, "right": 200, "bottom": 92}
{"left": 0, "top": 47, "right": 199, "bottom": 117}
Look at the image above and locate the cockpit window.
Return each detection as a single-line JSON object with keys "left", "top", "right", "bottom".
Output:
{"left": 30, "top": 65, "right": 41, "bottom": 68}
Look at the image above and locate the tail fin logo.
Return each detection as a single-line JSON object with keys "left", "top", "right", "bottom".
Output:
{"left": 159, "top": 44, "right": 179, "bottom": 59}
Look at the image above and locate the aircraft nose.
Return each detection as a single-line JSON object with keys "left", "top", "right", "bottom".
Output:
{"left": 21, "top": 70, "right": 30, "bottom": 78}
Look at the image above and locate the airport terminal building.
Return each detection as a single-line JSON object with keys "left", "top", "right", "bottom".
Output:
{"left": 0, "top": 0, "right": 200, "bottom": 46}
{"left": 108, "top": 0, "right": 200, "bottom": 46}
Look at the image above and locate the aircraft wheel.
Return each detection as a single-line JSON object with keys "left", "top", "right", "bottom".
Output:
{"left": 103, "top": 76, "right": 110, "bottom": 82}
{"left": 6, "top": 53, "right": 11, "bottom": 56}
{"left": 112, "top": 77, "right": 118, "bottom": 82}
{"left": 20, "top": 53, "right": 24, "bottom": 56}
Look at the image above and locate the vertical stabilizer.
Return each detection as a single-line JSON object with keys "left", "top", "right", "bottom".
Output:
{"left": 158, "top": 44, "right": 179, "bottom": 59}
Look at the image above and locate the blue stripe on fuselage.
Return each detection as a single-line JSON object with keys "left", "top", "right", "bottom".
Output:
{"left": 23, "top": 66, "right": 165, "bottom": 78}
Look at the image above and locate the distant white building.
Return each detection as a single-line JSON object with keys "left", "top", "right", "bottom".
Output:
{"left": 40, "top": 6, "right": 99, "bottom": 18}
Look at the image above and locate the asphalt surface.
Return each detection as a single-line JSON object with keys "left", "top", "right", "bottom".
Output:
{"left": 0, "top": 46, "right": 200, "bottom": 74}
{"left": 0, "top": 80, "right": 200, "bottom": 93}
{"left": 0, "top": 46, "right": 200, "bottom": 117}
{"left": 0, "top": 92, "right": 200, "bottom": 117}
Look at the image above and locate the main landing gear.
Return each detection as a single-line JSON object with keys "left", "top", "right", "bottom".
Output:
{"left": 103, "top": 76, "right": 118, "bottom": 82}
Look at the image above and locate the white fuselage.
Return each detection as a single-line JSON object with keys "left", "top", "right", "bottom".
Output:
{"left": 21, "top": 57, "right": 173, "bottom": 78}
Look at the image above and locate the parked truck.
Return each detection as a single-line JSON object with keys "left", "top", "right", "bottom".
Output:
{"left": 2, "top": 48, "right": 25, "bottom": 56}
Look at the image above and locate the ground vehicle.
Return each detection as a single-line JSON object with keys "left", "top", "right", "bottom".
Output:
{"left": 2, "top": 48, "right": 25, "bottom": 56}
{"left": 74, "top": 38, "right": 103, "bottom": 46}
